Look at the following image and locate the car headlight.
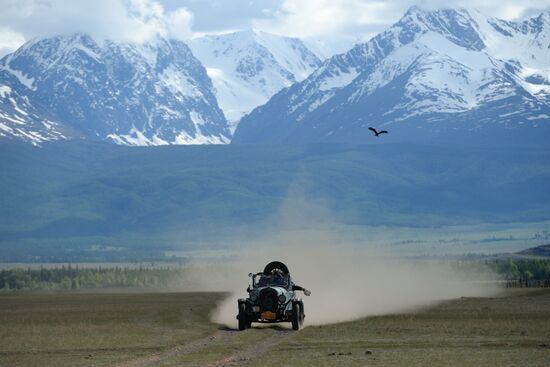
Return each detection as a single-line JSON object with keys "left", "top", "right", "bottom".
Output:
{"left": 278, "top": 294, "right": 286, "bottom": 303}
{"left": 250, "top": 293, "right": 257, "bottom": 301}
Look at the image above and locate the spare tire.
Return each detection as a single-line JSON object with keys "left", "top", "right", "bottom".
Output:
{"left": 263, "top": 261, "right": 289, "bottom": 275}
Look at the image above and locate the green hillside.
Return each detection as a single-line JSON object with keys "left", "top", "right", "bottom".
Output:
{"left": 1, "top": 141, "right": 550, "bottom": 261}
{"left": 518, "top": 244, "right": 550, "bottom": 258}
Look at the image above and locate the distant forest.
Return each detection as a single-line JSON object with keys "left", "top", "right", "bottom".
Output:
{"left": 486, "top": 259, "right": 550, "bottom": 281}
{"left": 0, "top": 266, "right": 186, "bottom": 291}
{"left": 1, "top": 259, "right": 550, "bottom": 291}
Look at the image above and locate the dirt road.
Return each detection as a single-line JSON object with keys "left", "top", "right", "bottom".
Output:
{"left": 116, "top": 328, "right": 294, "bottom": 367}
{"left": 115, "top": 330, "right": 237, "bottom": 367}
{"left": 205, "top": 329, "right": 294, "bottom": 367}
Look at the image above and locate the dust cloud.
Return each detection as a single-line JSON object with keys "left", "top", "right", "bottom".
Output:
{"left": 182, "top": 189, "right": 498, "bottom": 328}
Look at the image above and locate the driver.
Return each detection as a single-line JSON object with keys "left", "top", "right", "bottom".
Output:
{"left": 271, "top": 269, "right": 311, "bottom": 296}
{"left": 257, "top": 275, "right": 269, "bottom": 287}
{"left": 271, "top": 269, "right": 287, "bottom": 286}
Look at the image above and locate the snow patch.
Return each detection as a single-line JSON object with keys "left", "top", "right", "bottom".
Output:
{"left": 159, "top": 65, "right": 202, "bottom": 98}
{"left": 190, "top": 111, "right": 206, "bottom": 126}
{"left": 0, "top": 85, "right": 12, "bottom": 98}
{"left": 174, "top": 131, "right": 229, "bottom": 145}
{"left": 526, "top": 114, "right": 550, "bottom": 120}
{"left": 308, "top": 92, "right": 333, "bottom": 112}
{"left": 4, "top": 62, "right": 36, "bottom": 91}
{"left": 319, "top": 68, "right": 359, "bottom": 91}
{"left": 107, "top": 126, "right": 230, "bottom": 146}
{"left": 0, "top": 122, "right": 14, "bottom": 134}
{"left": 206, "top": 67, "right": 223, "bottom": 79}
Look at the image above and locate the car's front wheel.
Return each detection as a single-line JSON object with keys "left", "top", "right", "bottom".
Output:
{"left": 291, "top": 302, "right": 302, "bottom": 330}
{"left": 238, "top": 302, "right": 248, "bottom": 331}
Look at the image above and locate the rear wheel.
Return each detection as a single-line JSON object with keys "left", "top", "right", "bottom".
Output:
{"left": 238, "top": 303, "right": 248, "bottom": 331}
{"left": 291, "top": 302, "right": 302, "bottom": 330}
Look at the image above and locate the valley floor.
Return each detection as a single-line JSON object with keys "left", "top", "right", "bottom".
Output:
{"left": 1, "top": 289, "right": 549, "bottom": 366}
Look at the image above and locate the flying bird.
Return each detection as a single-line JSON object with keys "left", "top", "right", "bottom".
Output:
{"left": 368, "top": 127, "right": 388, "bottom": 136}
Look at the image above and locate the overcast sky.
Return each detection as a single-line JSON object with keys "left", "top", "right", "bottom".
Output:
{"left": 1, "top": 0, "right": 549, "bottom": 57}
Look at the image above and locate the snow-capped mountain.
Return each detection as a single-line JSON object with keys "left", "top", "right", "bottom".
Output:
{"left": 233, "top": 7, "right": 550, "bottom": 144}
{"left": 189, "top": 30, "right": 323, "bottom": 130}
{"left": 0, "top": 33, "right": 230, "bottom": 146}
{"left": 0, "top": 73, "right": 70, "bottom": 145}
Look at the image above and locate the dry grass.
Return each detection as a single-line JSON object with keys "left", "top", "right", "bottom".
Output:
{"left": 1, "top": 289, "right": 549, "bottom": 366}
{"left": 248, "top": 289, "right": 550, "bottom": 366}
{"left": 0, "top": 291, "right": 224, "bottom": 367}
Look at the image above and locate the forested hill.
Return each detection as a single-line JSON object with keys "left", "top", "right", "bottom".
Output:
{"left": 2, "top": 141, "right": 550, "bottom": 261}
{"left": 518, "top": 244, "right": 550, "bottom": 258}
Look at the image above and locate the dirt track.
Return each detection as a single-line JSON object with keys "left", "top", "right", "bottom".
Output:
{"left": 116, "top": 328, "right": 294, "bottom": 367}
{"left": 205, "top": 329, "right": 294, "bottom": 367}
{"left": 115, "top": 330, "right": 238, "bottom": 367}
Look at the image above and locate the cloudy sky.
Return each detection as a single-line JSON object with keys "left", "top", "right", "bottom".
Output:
{"left": 1, "top": 0, "right": 549, "bottom": 57}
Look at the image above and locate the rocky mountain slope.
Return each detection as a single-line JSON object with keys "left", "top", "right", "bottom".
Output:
{"left": 0, "top": 33, "right": 230, "bottom": 145}
{"left": 233, "top": 7, "right": 550, "bottom": 144}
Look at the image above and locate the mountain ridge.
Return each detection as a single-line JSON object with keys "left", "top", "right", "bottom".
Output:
{"left": 0, "top": 33, "right": 230, "bottom": 146}
{"left": 189, "top": 29, "right": 323, "bottom": 128}
{"left": 232, "top": 7, "right": 550, "bottom": 144}
{"left": 1, "top": 7, "right": 549, "bottom": 147}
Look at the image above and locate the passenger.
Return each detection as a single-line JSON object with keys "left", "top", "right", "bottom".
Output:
{"left": 292, "top": 284, "right": 311, "bottom": 296}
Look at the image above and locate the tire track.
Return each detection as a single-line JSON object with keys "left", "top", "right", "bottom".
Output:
{"left": 204, "top": 329, "right": 295, "bottom": 367}
{"left": 115, "top": 330, "right": 238, "bottom": 367}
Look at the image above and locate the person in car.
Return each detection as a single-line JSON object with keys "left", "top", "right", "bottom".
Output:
{"left": 271, "top": 269, "right": 311, "bottom": 295}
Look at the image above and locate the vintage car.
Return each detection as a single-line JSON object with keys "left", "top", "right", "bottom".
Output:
{"left": 236, "top": 261, "right": 310, "bottom": 330}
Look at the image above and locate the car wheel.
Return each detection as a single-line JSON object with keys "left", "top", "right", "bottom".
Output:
{"left": 238, "top": 302, "right": 248, "bottom": 331}
{"left": 291, "top": 302, "right": 301, "bottom": 330}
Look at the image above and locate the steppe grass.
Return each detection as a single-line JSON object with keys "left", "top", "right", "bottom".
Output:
{"left": 249, "top": 289, "right": 550, "bottom": 367}
{"left": 1, "top": 289, "right": 549, "bottom": 366}
{"left": 0, "top": 291, "right": 224, "bottom": 367}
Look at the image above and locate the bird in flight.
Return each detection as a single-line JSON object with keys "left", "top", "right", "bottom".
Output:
{"left": 368, "top": 127, "right": 388, "bottom": 137}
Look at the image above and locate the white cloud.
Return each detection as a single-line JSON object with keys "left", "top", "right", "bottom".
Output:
{"left": 251, "top": 0, "right": 394, "bottom": 54}
{"left": 0, "top": 0, "right": 193, "bottom": 56}
{"left": 165, "top": 8, "right": 194, "bottom": 40}
{"left": 0, "top": 27, "right": 25, "bottom": 58}
{"left": 252, "top": 0, "right": 550, "bottom": 55}
{"left": 420, "top": 0, "right": 549, "bottom": 19}
{"left": 0, "top": 0, "right": 548, "bottom": 57}
{"left": 254, "top": 0, "right": 389, "bottom": 38}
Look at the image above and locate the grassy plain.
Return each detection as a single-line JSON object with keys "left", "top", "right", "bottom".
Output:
{"left": 0, "top": 291, "right": 223, "bottom": 367}
{"left": 1, "top": 289, "right": 549, "bottom": 367}
{"left": 250, "top": 289, "right": 550, "bottom": 367}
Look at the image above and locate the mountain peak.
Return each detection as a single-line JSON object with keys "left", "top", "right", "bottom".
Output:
{"left": 240, "top": 28, "right": 265, "bottom": 36}
{"left": 0, "top": 33, "right": 230, "bottom": 146}
{"left": 399, "top": 5, "right": 474, "bottom": 28}
{"left": 189, "top": 30, "right": 322, "bottom": 124}
{"left": 404, "top": 5, "right": 470, "bottom": 15}
{"left": 531, "top": 10, "right": 550, "bottom": 28}
{"left": 395, "top": 6, "right": 484, "bottom": 50}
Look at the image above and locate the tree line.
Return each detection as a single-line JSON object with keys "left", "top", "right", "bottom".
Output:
{"left": 1, "top": 258, "right": 550, "bottom": 291}
{"left": 486, "top": 258, "right": 550, "bottom": 281}
{"left": 0, "top": 266, "right": 186, "bottom": 291}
